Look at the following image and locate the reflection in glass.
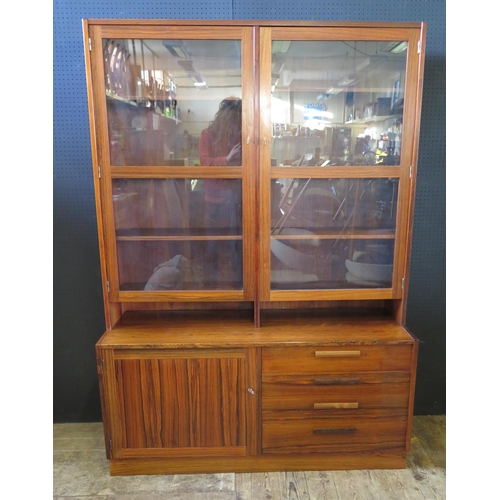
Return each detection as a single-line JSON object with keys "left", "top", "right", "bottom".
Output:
{"left": 199, "top": 97, "right": 242, "bottom": 167}
{"left": 112, "top": 178, "right": 242, "bottom": 290}
{"left": 270, "top": 178, "right": 398, "bottom": 290}
{"left": 270, "top": 41, "right": 406, "bottom": 167}
{"left": 103, "top": 39, "right": 242, "bottom": 166}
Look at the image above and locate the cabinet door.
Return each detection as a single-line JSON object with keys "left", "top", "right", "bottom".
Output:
{"left": 259, "top": 26, "right": 423, "bottom": 301}
{"left": 88, "top": 26, "right": 256, "bottom": 301}
{"left": 103, "top": 348, "right": 255, "bottom": 459}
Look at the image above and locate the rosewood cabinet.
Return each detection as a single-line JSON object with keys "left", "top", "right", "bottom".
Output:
{"left": 83, "top": 19, "right": 426, "bottom": 475}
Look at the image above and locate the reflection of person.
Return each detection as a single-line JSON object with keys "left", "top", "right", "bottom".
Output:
{"left": 180, "top": 129, "right": 192, "bottom": 158}
{"left": 354, "top": 135, "right": 372, "bottom": 155}
{"left": 198, "top": 97, "right": 243, "bottom": 287}
{"left": 199, "top": 97, "right": 242, "bottom": 167}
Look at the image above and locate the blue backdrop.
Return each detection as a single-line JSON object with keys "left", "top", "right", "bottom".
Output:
{"left": 54, "top": 0, "right": 446, "bottom": 422}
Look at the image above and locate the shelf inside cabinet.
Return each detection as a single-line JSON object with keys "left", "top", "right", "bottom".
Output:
{"left": 116, "top": 228, "right": 243, "bottom": 241}
{"left": 271, "top": 228, "right": 395, "bottom": 240}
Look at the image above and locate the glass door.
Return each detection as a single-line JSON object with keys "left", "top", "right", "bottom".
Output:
{"left": 90, "top": 26, "right": 255, "bottom": 301}
{"left": 259, "top": 26, "right": 422, "bottom": 301}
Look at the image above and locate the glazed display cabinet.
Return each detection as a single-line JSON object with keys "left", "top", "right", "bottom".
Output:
{"left": 83, "top": 19, "right": 426, "bottom": 475}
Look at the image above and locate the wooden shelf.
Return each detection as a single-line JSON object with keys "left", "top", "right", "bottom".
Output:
{"left": 97, "top": 309, "right": 413, "bottom": 348}
{"left": 271, "top": 228, "right": 395, "bottom": 240}
{"left": 116, "top": 228, "right": 243, "bottom": 241}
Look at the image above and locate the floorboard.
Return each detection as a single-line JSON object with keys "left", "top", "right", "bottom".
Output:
{"left": 53, "top": 415, "right": 446, "bottom": 499}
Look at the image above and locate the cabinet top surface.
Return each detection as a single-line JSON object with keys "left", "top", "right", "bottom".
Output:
{"left": 97, "top": 310, "right": 415, "bottom": 348}
{"left": 84, "top": 19, "right": 424, "bottom": 28}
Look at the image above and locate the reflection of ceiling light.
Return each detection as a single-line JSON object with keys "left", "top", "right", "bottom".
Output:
{"left": 271, "top": 72, "right": 280, "bottom": 92}
{"left": 338, "top": 75, "right": 357, "bottom": 86}
{"left": 272, "top": 40, "right": 291, "bottom": 53}
{"left": 383, "top": 41, "right": 408, "bottom": 54}
{"left": 272, "top": 60, "right": 284, "bottom": 73}
{"left": 326, "top": 87, "right": 343, "bottom": 95}
{"left": 391, "top": 41, "right": 408, "bottom": 53}
{"left": 189, "top": 72, "right": 205, "bottom": 84}
{"left": 177, "top": 59, "right": 195, "bottom": 72}
{"left": 189, "top": 72, "right": 207, "bottom": 89}
{"left": 163, "top": 41, "right": 189, "bottom": 58}
{"left": 355, "top": 58, "right": 371, "bottom": 71}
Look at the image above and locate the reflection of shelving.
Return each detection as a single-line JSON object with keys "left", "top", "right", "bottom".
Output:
{"left": 345, "top": 114, "right": 402, "bottom": 125}
{"left": 105, "top": 91, "right": 181, "bottom": 124}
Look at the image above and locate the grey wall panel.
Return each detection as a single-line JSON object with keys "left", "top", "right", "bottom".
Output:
{"left": 54, "top": 0, "right": 445, "bottom": 421}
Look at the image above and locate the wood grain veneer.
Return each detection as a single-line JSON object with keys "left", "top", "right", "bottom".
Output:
{"left": 96, "top": 309, "right": 414, "bottom": 348}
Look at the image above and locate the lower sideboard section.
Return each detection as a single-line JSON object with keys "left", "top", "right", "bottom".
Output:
{"left": 96, "top": 311, "right": 419, "bottom": 476}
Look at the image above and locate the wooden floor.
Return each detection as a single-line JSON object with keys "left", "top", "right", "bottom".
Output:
{"left": 53, "top": 415, "right": 445, "bottom": 499}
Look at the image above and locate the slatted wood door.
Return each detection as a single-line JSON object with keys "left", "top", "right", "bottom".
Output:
{"left": 106, "top": 348, "right": 253, "bottom": 459}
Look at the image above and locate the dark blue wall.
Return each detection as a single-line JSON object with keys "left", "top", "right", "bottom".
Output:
{"left": 54, "top": 1, "right": 446, "bottom": 422}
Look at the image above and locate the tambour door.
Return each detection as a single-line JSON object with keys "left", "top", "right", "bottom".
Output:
{"left": 101, "top": 348, "right": 258, "bottom": 459}
{"left": 86, "top": 24, "right": 256, "bottom": 303}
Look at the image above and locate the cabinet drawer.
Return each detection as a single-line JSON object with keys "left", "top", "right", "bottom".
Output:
{"left": 262, "top": 346, "right": 413, "bottom": 374}
{"left": 262, "top": 412, "right": 407, "bottom": 454}
{"left": 262, "top": 372, "right": 410, "bottom": 411}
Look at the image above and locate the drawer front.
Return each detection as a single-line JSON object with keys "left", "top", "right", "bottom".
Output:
{"left": 262, "top": 345, "right": 413, "bottom": 374}
{"left": 262, "top": 411, "right": 407, "bottom": 454}
{"left": 262, "top": 372, "right": 410, "bottom": 411}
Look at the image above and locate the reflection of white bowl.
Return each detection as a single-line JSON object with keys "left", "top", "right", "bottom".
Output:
{"left": 271, "top": 239, "right": 320, "bottom": 273}
{"left": 346, "top": 272, "right": 383, "bottom": 287}
{"left": 345, "top": 259, "right": 393, "bottom": 283}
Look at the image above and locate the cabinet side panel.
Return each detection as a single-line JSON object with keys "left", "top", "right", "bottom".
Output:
{"left": 405, "top": 338, "right": 419, "bottom": 451}
{"left": 95, "top": 345, "right": 112, "bottom": 459}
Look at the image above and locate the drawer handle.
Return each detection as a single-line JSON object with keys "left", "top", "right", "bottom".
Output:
{"left": 314, "top": 403, "right": 359, "bottom": 410}
{"left": 313, "top": 428, "right": 357, "bottom": 435}
{"left": 315, "top": 351, "right": 361, "bottom": 358}
{"left": 314, "top": 377, "right": 360, "bottom": 385}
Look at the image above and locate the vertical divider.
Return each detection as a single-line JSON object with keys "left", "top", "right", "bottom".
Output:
{"left": 253, "top": 26, "right": 261, "bottom": 328}
{"left": 242, "top": 27, "right": 256, "bottom": 306}
{"left": 258, "top": 28, "right": 272, "bottom": 305}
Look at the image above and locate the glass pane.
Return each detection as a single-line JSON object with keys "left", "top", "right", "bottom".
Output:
{"left": 113, "top": 178, "right": 242, "bottom": 290}
{"left": 104, "top": 39, "right": 242, "bottom": 166}
{"left": 270, "top": 178, "right": 398, "bottom": 290}
{"left": 270, "top": 41, "right": 406, "bottom": 167}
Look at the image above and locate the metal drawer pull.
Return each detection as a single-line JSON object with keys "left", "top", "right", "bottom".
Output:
{"left": 314, "top": 377, "right": 360, "bottom": 385}
{"left": 313, "top": 428, "right": 357, "bottom": 435}
{"left": 315, "top": 350, "right": 361, "bottom": 358}
{"left": 314, "top": 403, "right": 359, "bottom": 410}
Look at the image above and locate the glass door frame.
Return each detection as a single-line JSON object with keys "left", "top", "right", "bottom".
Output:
{"left": 88, "top": 24, "right": 257, "bottom": 303}
{"left": 258, "top": 26, "right": 424, "bottom": 302}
